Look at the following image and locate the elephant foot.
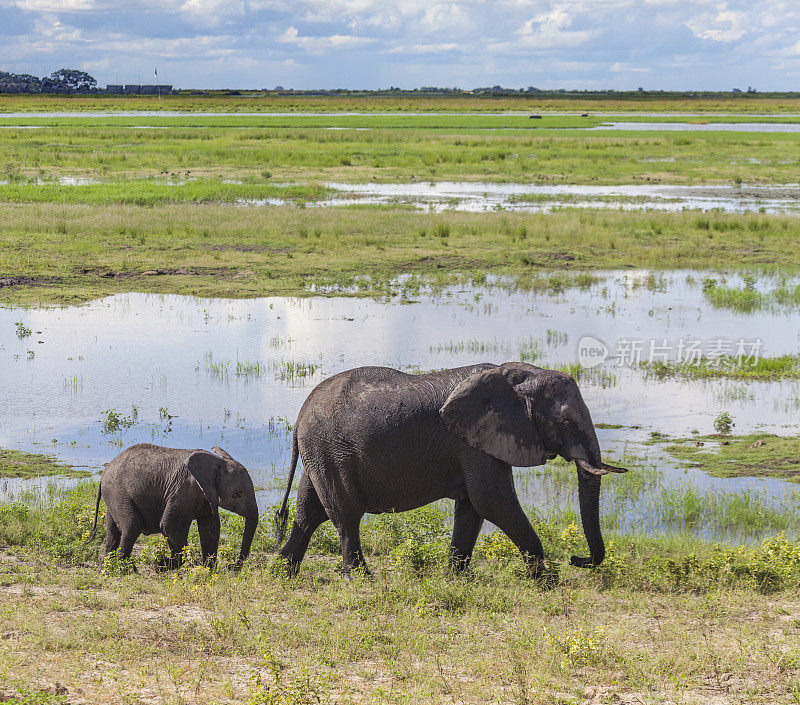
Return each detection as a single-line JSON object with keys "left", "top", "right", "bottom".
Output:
{"left": 344, "top": 565, "right": 372, "bottom": 580}
{"left": 155, "top": 557, "right": 181, "bottom": 572}
{"left": 447, "top": 553, "right": 472, "bottom": 573}
{"left": 570, "top": 554, "right": 598, "bottom": 568}
{"left": 269, "top": 556, "right": 298, "bottom": 577}
{"left": 528, "top": 561, "right": 559, "bottom": 589}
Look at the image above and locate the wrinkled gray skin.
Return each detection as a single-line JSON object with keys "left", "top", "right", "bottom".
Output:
{"left": 276, "top": 363, "right": 626, "bottom": 578}
{"left": 90, "top": 443, "right": 259, "bottom": 570}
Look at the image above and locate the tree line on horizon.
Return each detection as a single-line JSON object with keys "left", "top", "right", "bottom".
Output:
{"left": 0, "top": 68, "right": 98, "bottom": 93}
{"left": 0, "top": 68, "right": 790, "bottom": 97}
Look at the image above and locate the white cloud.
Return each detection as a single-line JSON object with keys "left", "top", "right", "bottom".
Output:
{"left": 279, "top": 25, "right": 377, "bottom": 52}
{"left": 386, "top": 42, "right": 463, "bottom": 54}
{"left": 15, "top": 0, "right": 100, "bottom": 9}
{"left": 514, "top": 4, "right": 597, "bottom": 49}
{"left": 686, "top": 8, "right": 748, "bottom": 42}
{"left": 2, "top": 0, "right": 800, "bottom": 89}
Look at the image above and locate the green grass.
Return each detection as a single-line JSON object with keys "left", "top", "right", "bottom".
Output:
{"left": 5, "top": 92, "right": 800, "bottom": 113}
{"left": 704, "top": 283, "right": 764, "bottom": 312}
{"left": 0, "top": 180, "right": 327, "bottom": 206}
{"left": 658, "top": 485, "right": 800, "bottom": 533}
{"left": 0, "top": 449, "right": 91, "bottom": 479}
{"left": 3, "top": 484, "right": 800, "bottom": 702}
{"left": 1, "top": 205, "right": 799, "bottom": 305}
{"left": 702, "top": 278, "right": 800, "bottom": 313}
{"left": 553, "top": 362, "right": 618, "bottom": 388}
{"left": 1, "top": 117, "right": 800, "bottom": 186}
{"left": 642, "top": 355, "right": 800, "bottom": 381}
{"left": 0, "top": 114, "right": 601, "bottom": 129}
{"left": 659, "top": 433, "right": 800, "bottom": 480}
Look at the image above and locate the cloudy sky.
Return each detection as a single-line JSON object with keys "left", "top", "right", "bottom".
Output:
{"left": 1, "top": 0, "right": 799, "bottom": 90}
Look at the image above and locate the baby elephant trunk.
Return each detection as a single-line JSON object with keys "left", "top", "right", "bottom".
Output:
{"left": 236, "top": 508, "right": 259, "bottom": 569}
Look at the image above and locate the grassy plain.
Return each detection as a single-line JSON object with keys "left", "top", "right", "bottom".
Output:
{"left": 1, "top": 119, "right": 800, "bottom": 184}
{"left": 3, "top": 92, "right": 800, "bottom": 113}
{"left": 0, "top": 97, "right": 798, "bottom": 304}
{"left": 1, "top": 205, "right": 798, "bottom": 304}
{"left": 1, "top": 482, "right": 800, "bottom": 704}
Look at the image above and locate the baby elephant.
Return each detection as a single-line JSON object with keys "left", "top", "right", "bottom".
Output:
{"left": 89, "top": 443, "right": 259, "bottom": 570}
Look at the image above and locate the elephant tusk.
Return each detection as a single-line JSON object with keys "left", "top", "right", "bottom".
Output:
{"left": 575, "top": 459, "right": 628, "bottom": 475}
{"left": 575, "top": 458, "right": 608, "bottom": 475}
{"left": 575, "top": 459, "right": 629, "bottom": 475}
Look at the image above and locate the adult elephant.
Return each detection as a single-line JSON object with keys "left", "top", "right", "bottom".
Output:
{"left": 275, "top": 363, "right": 626, "bottom": 577}
{"left": 90, "top": 444, "right": 259, "bottom": 570}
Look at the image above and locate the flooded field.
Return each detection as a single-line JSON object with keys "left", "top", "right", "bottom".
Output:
{"left": 2, "top": 270, "right": 799, "bottom": 540}
{"left": 9, "top": 177, "right": 800, "bottom": 213}
{"left": 320, "top": 181, "right": 800, "bottom": 214}
{"left": 591, "top": 122, "right": 800, "bottom": 132}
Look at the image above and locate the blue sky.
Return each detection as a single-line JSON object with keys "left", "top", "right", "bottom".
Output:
{"left": 1, "top": 1, "right": 799, "bottom": 90}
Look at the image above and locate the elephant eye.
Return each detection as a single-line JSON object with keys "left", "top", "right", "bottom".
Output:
{"left": 232, "top": 491, "right": 242, "bottom": 499}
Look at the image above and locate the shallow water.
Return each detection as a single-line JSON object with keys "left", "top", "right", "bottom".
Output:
{"left": 12, "top": 176, "right": 800, "bottom": 214}
{"left": 318, "top": 181, "right": 800, "bottom": 214}
{"left": 592, "top": 122, "right": 800, "bottom": 132}
{"left": 2, "top": 271, "right": 799, "bottom": 539}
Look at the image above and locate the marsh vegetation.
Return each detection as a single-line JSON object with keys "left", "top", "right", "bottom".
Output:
{"left": 2, "top": 96, "right": 800, "bottom": 703}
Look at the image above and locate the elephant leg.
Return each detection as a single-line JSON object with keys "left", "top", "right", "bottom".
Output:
{"left": 463, "top": 461, "right": 545, "bottom": 578}
{"left": 161, "top": 516, "right": 192, "bottom": 570}
{"left": 197, "top": 514, "right": 221, "bottom": 568}
{"left": 103, "top": 516, "right": 121, "bottom": 557}
{"left": 333, "top": 517, "right": 368, "bottom": 576}
{"left": 278, "top": 472, "right": 328, "bottom": 572}
{"left": 449, "top": 497, "right": 484, "bottom": 571}
{"left": 117, "top": 511, "right": 143, "bottom": 565}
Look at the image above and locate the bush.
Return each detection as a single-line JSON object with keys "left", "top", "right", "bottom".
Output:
{"left": 714, "top": 411, "right": 734, "bottom": 436}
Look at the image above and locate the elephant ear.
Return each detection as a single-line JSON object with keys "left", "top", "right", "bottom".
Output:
{"left": 186, "top": 451, "right": 222, "bottom": 514}
{"left": 440, "top": 367, "right": 546, "bottom": 467}
{"left": 211, "top": 446, "right": 234, "bottom": 462}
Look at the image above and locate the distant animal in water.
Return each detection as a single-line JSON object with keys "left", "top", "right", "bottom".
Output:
{"left": 275, "top": 363, "right": 627, "bottom": 579}
{"left": 89, "top": 443, "right": 259, "bottom": 570}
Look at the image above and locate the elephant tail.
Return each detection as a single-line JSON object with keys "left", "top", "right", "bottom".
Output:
{"left": 274, "top": 428, "right": 298, "bottom": 543}
{"left": 87, "top": 481, "right": 102, "bottom": 543}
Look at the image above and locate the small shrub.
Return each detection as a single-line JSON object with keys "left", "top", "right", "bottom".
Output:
{"left": 714, "top": 411, "right": 734, "bottom": 436}
{"left": 249, "top": 648, "right": 331, "bottom": 704}
{"left": 100, "top": 409, "right": 135, "bottom": 434}
{"left": 547, "top": 625, "right": 609, "bottom": 671}
{"left": 101, "top": 549, "right": 136, "bottom": 576}
{"left": 478, "top": 531, "right": 517, "bottom": 561}
{"left": 390, "top": 537, "right": 448, "bottom": 573}
{"left": 14, "top": 321, "right": 32, "bottom": 338}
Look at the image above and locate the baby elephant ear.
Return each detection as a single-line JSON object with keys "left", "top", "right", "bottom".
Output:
{"left": 440, "top": 368, "right": 546, "bottom": 467}
{"left": 186, "top": 451, "right": 221, "bottom": 514}
{"left": 211, "top": 446, "right": 234, "bottom": 462}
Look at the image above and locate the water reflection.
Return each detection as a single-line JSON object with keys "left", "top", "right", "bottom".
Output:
{"left": 316, "top": 182, "right": 800, "bottom": 214}
{"left": 1, "top": 271, "right": 798, "bottom": 540}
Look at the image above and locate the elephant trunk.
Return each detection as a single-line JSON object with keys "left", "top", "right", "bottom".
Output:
{"left": 236, "top": 507, "right": 259, "bottom": 569}
{"left": 574, "top": 470, "right": 604, "bottom": 567}
{"left": 570, "top": 431, "right": 606, "bottom": 567}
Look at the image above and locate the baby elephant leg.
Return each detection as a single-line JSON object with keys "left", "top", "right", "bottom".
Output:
{"left": 159, "top": 511, "right": 192, "bottom": 570}
{"left": 197, "top": 514, "right": 221, "bottom": 567}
